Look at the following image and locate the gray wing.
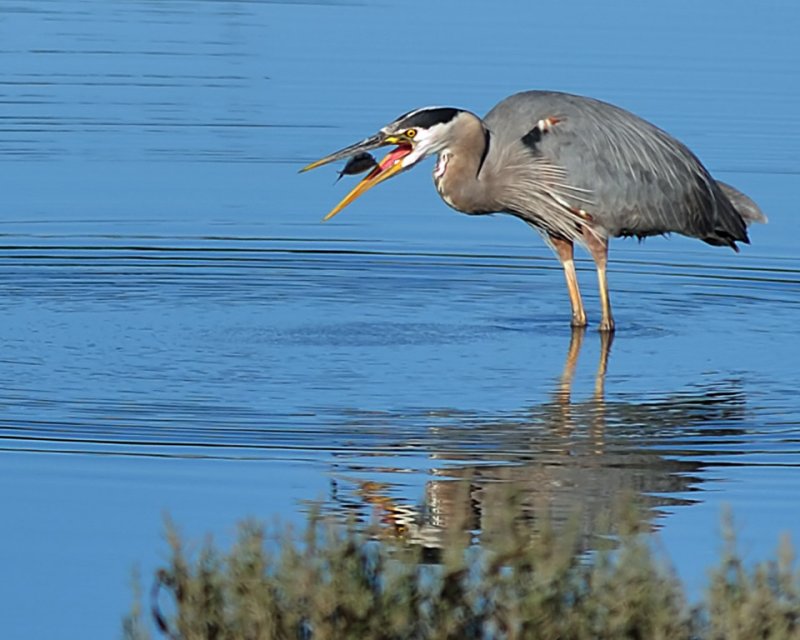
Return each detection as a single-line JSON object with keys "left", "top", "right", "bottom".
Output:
{"left": 483, "top": 91, "right": 749, "bottom": 248}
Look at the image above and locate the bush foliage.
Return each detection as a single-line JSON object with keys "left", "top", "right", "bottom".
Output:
{"left": 125, "top": 501, "right": 800, "bottom": 640}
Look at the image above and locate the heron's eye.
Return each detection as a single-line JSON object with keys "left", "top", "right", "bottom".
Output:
{"left": 405, "top": 128, "right": 417, "bottom": 139}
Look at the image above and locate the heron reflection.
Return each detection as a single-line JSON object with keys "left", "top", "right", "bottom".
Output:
{"left": 328, "top": 329, "right": 746, "bottom": 549}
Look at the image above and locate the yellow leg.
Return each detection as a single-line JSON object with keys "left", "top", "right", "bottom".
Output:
{"left": 596, "top": 264, "right": 614, "bottom": 332}
{"left": 583, "top": 231, "right": 615, "bottom": 332}
{"left": 549, "top": 236, "right": 587, "bottom": 328}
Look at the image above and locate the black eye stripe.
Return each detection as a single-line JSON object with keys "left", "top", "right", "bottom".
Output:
{"left": 396, "top": 108, "right": 460, "bottom": 130}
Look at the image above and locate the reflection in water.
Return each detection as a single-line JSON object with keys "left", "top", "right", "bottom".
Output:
{"left": 331, "top": 329, "right": 746, "bottom": 549}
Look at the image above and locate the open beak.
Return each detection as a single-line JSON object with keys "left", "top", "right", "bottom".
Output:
{"left": 300, "top": 134, "right": 414, "bottom": 221}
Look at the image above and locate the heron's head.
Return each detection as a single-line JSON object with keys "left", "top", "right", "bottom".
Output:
{"left": 300, "top": 107, "right": 465, "bottom": 220}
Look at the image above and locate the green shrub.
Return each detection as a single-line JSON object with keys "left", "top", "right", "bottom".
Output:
{"left": 125, "top": 502, "right": 800, "bottom": 639}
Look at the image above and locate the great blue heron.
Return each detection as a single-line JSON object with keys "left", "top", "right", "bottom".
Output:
{"left": 301, "top": 91, "right": 766, "bottom": 331}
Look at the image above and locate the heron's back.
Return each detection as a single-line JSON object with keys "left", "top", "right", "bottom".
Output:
{"left": 483, "top": 91, "right": 755, "bottom": 248}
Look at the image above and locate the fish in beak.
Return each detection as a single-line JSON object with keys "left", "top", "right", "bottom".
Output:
{"left": 300, "top": 132, "right": 415, "bottom": 221}
{"left": 335, "top": 152, "right": 378, "bottom": 184}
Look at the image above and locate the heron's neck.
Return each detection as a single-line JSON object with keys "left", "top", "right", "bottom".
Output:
{"left": 433, "top": 113, "right": 494, "bottom": 214}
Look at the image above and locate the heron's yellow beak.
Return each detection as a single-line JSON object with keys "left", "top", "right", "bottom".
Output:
{"left": 301, "top": 133, "right": 414, "bottom": 221}
{"left": 321, "top": 144, "right": 412, "bottom": 221}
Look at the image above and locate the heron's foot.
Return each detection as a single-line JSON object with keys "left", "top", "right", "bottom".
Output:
{"left": 598, "top": 317, "right": 615, "bottom": 333}
{"left": 570, "top": 313, "right": 588, "bottom": 328}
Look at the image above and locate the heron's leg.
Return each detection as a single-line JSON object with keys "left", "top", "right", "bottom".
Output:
{"left": 549, "top": 235, "right": 587, "bottom": 327}
{"left": 582, "top": 231, "right": 615, "bottom": 333}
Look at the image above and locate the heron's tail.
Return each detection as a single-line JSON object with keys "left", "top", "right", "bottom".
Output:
{"left": 717, "top": 181, "right": 768, "bottom": 226}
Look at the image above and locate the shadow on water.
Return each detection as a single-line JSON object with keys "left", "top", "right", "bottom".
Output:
{"left": 326, "top": 329, "right": 747, "bottom": 549}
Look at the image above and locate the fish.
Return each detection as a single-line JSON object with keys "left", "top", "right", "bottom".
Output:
{"left": 335, "top": 152, "right": 378, "bottom": 183}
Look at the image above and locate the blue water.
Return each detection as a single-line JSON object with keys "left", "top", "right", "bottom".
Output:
{"left": 1, "top": 1, "right": 799, "bottom": 637}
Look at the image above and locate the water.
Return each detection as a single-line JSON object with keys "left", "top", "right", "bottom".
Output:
{"left": 1, "top": 1, "right": 799, "bottom": 637}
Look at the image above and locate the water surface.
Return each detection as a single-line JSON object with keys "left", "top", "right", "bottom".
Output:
{"left": 1, "top": 1, "right": 799, "bottom": 638}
